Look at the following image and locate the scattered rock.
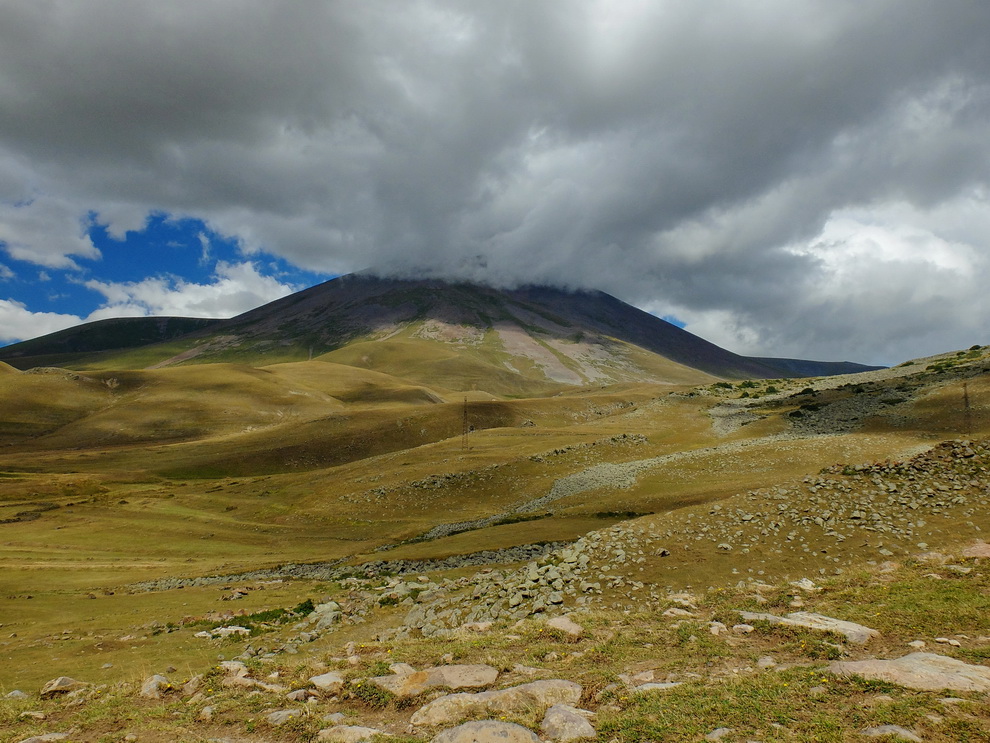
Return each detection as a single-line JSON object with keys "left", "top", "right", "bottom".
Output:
{"left": 140, "top": 674, "right": 171, "bottom": 699}
{"left": 860, "top": 724, "right": 923, "bottom": 741}
{"left": 461, "top": 622, "right": 493, "bottom": 633}
{"left": 829, "top": 653, "right": 990, "bottom": 692}
{"left": 961, "top": 541, "right": 990, "bottom": 558}
{"left": 219, "top": 661, "right": 249, "bottom": 677}
{"left": 431, "top": 721, "right": 539, "bottom": 743}
{"left": 310, "top": 671, "right": 346, "bottom": 693}
{"left": 222, "top": 676, "right": 287, "bottom": 693}
{"left": 40, "top": 677, "right": 87, "bottom": 698}
{"left": 412, "top": 679, "right": 582, "bottom": 727}
{"left": 738, "top": 610, "right": 879, "bottom": 644}
{"left": 547, "top": 616, "right": 583, "bottom": 638}
{"left": 6, "top": 690, "right": 29, "bottom": 699}
{"left": 267, "top": 708, "right": 305, "bottom": 726}
{"left": 317, "top": 725, "right": 393, "bottom": 743}
{"left": 370, "top": 664, "right": 499, "bottom": 697}
{"left": 631, "top": 682, "right": 682, "bottom": 693}
{"left": 16, "top": 734, "right": 68, "bottom": 743}
{"left": 705, "top": 728, "right": 734, "bottom": 741}
{"left": 540, "top": 704, "right": 596, "bottom": 741}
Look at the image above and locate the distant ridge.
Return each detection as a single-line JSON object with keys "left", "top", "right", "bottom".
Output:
{"left": 751, "top": 357, "right": 885, "bottom": 377}
{"left": 0, "top": 274, "right": 878, "bottom": 385}
{"left": 0, "top": 316, "right": 221, "bottom": 369}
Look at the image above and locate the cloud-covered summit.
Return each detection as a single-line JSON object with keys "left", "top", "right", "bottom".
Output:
{"left": 1, "top": 1, "right": 989, "bottom": 364}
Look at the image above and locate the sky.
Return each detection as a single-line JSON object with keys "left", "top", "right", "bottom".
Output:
{"left": 1, "top": 1, "right": 989, "bottom": 366}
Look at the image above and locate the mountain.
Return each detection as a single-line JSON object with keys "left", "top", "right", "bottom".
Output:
{"left": 0, "top": 274, "right": 881, "bottom": 389}
{"left": 0, "top": 316, "right": 220, "bottom": 369}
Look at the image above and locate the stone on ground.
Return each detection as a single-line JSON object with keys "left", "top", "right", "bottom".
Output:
{"left": 860, "top": 724, "right": 923, "bottom": 741}
{"left": 738, "top": 610, "right": 879, "bottom": 644}
{"left": 310, "top": 671, "right": 346, "bottom": 693}
{"left": 411, "top": 679, "right": 582, "bottom": 727}
{"left": 317, "top": 725, "right": 393, "bottom": 742}
{"left": 40, "top": 677, "right": 87, "bottom": 698}
{"left": 267, "top": 708, "right": 305, "bottom": 725}
{"left": 16, "top": 735, "right": 68, "bottom": 743}
{"left": 546, "top": 616, "right": 583, "bottom": 638}
{"left": 370, "top": 664, "right": 498, "bottom": 698}
{"left": 705, "top": 728, "right": 734, "bottom": 741}
{"left": 829, "top": 652, "right": 990, "bottom": 692}
{"left": 140, "top": 674, "right": 170, "bottom": 699}
{"left": 540, "top": 704, "right": 596, "bottom": 741}
{"left": 431, "top": 721, "right": 540, "bottom": 743}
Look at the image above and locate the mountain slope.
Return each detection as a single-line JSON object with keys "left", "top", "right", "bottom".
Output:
{"left": 0, "top": 274, "right": 878, "bottom": 388}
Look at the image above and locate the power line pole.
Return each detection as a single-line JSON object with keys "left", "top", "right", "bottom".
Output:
{"left": 964, "top": 382, "right": 973, "bottom": 437}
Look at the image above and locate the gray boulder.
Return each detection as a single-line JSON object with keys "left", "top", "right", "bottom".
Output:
{"left": 140, "top": 674, "right": 171, "bottom": 699}
{"left": 412, "top": 679, "right": 582, "bottom": 727}
{"left": 860, "top": 725, "right": 922, "bottom": 741}
{"left": 830, "top": 652, "right": 990, "bottom": 692}
{"left": 310, "top": 671, "right": 346, "bottom": 693}
{"left": 540, "top": 704, "right": 596, "bottom": 741}
{"left": 738, "top": 610, "right": 879, "bottom": 644}
{"left": 370, "top": 664, "right": 498, "bottom": 698}
{"left": 40, "top": 677, "right": 87, "bottom": 698}
{"left": 317, "top": 725, "right": 393, "bottom": 742}
{"left": 267, "top": 708, "right": 305, "bottom": 726}
{"left": 432, "top": 721, "right": 539, "bottom": 743}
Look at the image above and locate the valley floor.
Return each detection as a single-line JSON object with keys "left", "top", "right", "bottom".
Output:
{"left": 1, "top": 347, "right": 989, "bottom": 741}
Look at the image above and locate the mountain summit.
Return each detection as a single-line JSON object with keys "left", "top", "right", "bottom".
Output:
{"left": 0, "top": 274, "right": 880, "bottom": 390}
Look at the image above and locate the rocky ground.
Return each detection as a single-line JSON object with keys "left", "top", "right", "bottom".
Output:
{"left": 5, "top": 438, "right": 990, "bottom": 742}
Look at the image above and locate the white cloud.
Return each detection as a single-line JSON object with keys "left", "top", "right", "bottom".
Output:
{"left": 0, "top": 196, "right": 101, "bottom": 268}
{"left": 83, "top": 260, "right": 298, "bottom": 320}
{"left": 0, "top": 2, "right": 989, "bottom": 361}
{"left": 0, "top": 299, "right": 81, "bottom": 343}
{"left": 0, "top": 264, "right": 13, "bottom": 280}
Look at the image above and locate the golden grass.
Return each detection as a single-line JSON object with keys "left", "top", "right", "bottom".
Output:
{"left": 0, "top": 349, "right": 988, "bottom": 704}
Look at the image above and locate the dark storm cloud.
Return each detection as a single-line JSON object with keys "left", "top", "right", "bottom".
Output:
{"left": 1, "top": 0, "right": 989, "bottom": 362}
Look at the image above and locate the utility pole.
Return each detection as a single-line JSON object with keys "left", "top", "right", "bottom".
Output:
{"left": 964, "top": 382, "right": 973, "bottom": 437}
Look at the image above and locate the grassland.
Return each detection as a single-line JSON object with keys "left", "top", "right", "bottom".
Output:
{"left": 0, "top": 341, "right": 988, "bottom": 740}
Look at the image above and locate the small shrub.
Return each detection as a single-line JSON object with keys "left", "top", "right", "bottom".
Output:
{"left": 351, "top": 679, "right": 396, "bottom": 709}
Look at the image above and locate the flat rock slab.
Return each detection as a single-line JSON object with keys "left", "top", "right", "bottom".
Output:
{"left": 432, "top": 721, "right": 540, "bottom": 743}
{"left": 310, "top": 671, "right": 346, "bottom": 693}
{"left": 546, "top": 616, "right": 583, "bottom": 638}
{"left": 412, "top": 680, "right": 582, "bottom": 727}
{"left": 371, "top": 664, "right": 498, "bottom": 698}
{"left": 861, "top": 724, "right": 923, "bottom": 741}
{"left": 738, "top": 610, "right": 879, "bottom": 644}
{"left": 317, "top": 725, "right": 393, "bottom": 743}
{"left": 961, "top": 541, "right": 990, "bottom": 558}
{"left": 541, "top": 704, "right": 596, "bottom": 742}
{"left": 829, "top": 652, "right": 990, "bottom": 692}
